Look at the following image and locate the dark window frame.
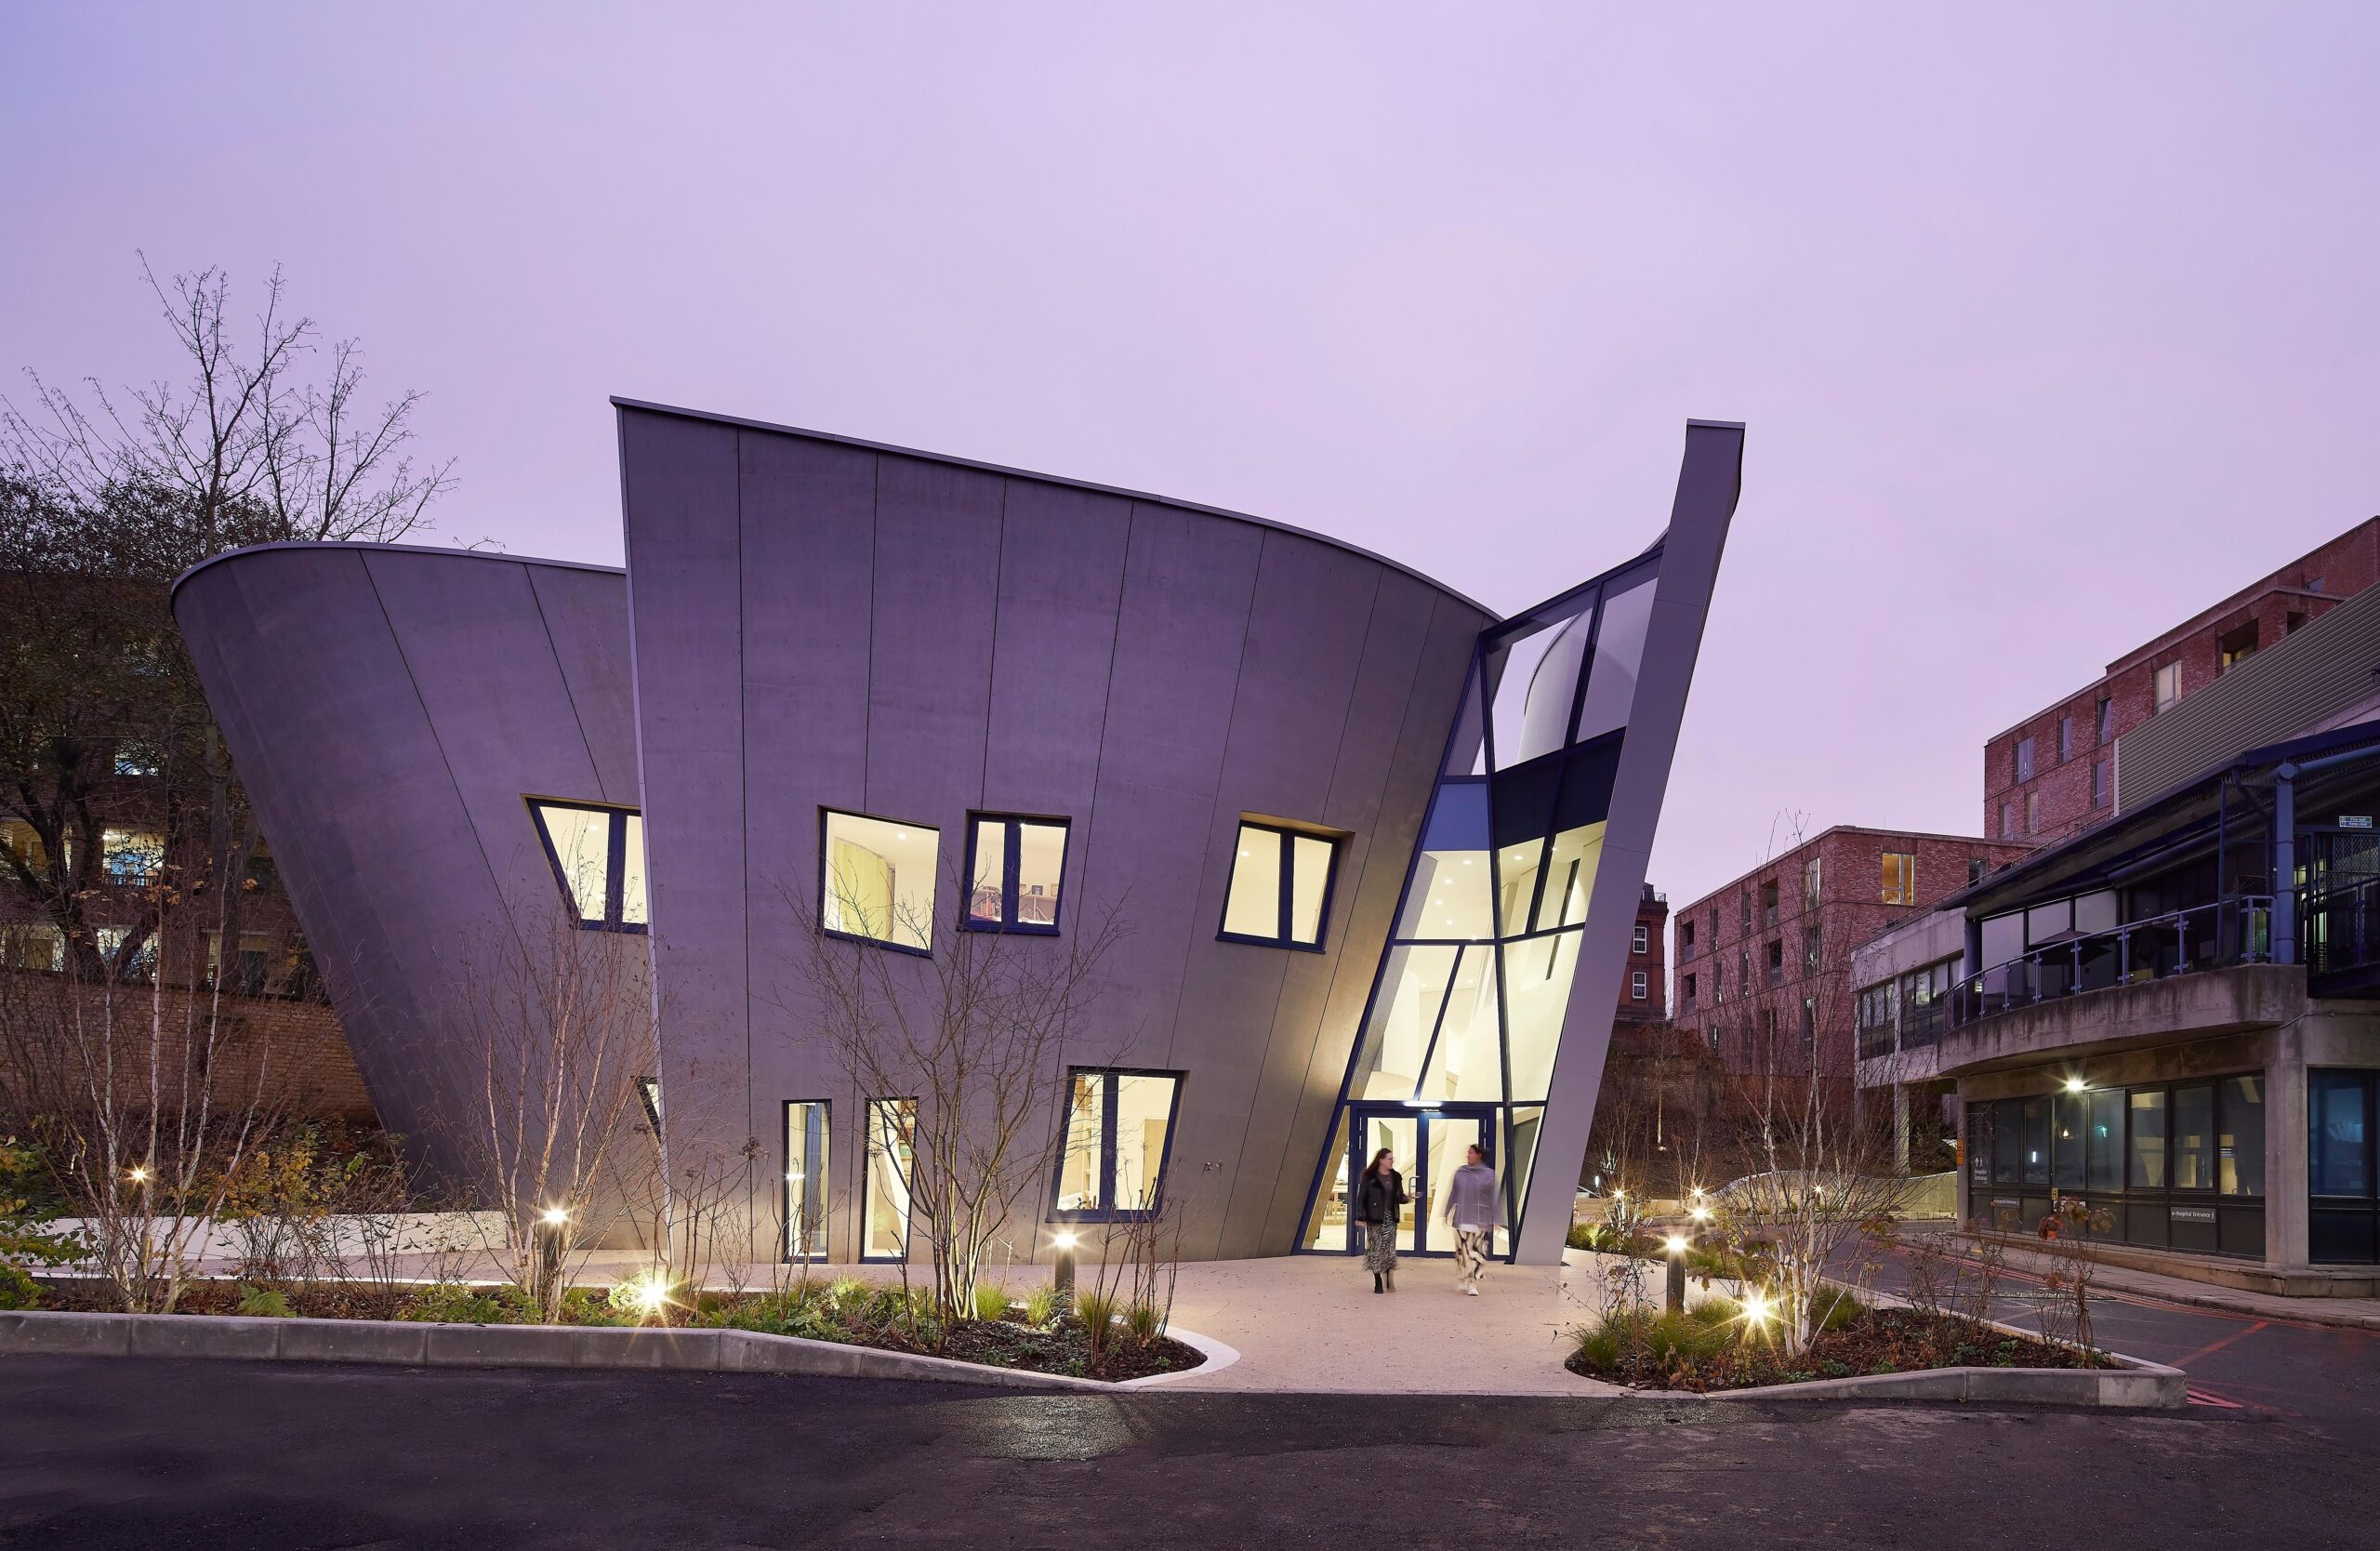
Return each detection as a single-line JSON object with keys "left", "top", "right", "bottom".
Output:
{"left": 525, "top": 796, "right": 646, "bottom": 935}
{"left": 818, "top": 806, "right": 941, "bottom": 958}
{"left": 1049, "top": 1067, "right": 1186, "bottom": 1223}
{"left": 860, "top": 1096, "right": 918, "bottom": 1263}
{"left": 960, "top": 812, "right": 1072, "bottom": 935}
{"left": 781, "top": 1098, "right": 831, "bottom": 1265}
{"left": 1217, "top": 819, "right": 1343, "bottom": 952}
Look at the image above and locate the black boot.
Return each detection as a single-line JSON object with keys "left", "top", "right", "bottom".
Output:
{"left": 1385, "top": 1266, "right": 1396, "bottom": 1292}
{"left": 1372, "top": 1272, "right": 1384, "bottom": 1294}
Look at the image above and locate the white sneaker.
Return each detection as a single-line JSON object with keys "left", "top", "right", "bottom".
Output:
{"left": 1465, "top": 1284, "right": 1480, "bottom": 1296}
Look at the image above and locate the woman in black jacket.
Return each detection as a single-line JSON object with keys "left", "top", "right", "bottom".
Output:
{"left": 1355, "top": 1147, "right": 1408, "bottom": 1293}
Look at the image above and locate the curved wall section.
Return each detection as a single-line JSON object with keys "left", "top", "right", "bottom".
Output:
{"left": 618, "top": 404, "right": 1494, "bottom": 1263}
{"left": 172, "top": 545, "right": 644, "bottom": 1183}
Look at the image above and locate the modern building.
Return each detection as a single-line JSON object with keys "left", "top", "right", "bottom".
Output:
{"left": 1982, "top": 517, "right": 2380, "bottom": 849}
{"left": 172, "top": 402, "right": 1742, "bottom": 1267}
{"left": 1859, "top": 596, "right": 2380, "bottom": 1292}
{"left": 1671, "top": 827, "right": 2032, "bottom": 1079}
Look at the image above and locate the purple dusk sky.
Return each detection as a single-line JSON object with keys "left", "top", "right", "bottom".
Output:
{"left": 5, "top": 4, "right": 2377, "bottom": 922}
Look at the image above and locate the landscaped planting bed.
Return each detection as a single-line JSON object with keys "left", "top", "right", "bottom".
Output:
{"left": 28, "top": 1276, "right": 1204, "bottom": 1384}
{"left": 1565, "top": 1295, "right": 2107, "bottom": 1393}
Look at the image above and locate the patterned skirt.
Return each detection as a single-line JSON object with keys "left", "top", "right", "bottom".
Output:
{"left": 1363, "top": 1222, "right": 1398, "bottom": 1273}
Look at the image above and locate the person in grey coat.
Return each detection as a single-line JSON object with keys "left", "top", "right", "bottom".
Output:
{"left": 1442, "top": 1144, "right": 1499, "bottom": 1294}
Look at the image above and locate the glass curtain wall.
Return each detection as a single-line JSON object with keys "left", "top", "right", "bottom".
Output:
{"left": 1302, "top": 556, "right": 1659, "bottom": 1256}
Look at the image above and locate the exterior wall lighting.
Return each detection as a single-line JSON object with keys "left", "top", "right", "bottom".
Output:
{"left": 2064, "top": 1075, "right": 2088, "bottom": 1094}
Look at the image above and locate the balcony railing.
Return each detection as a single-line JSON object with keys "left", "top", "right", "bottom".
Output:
{"left": 1941, "top": 895, "right": 2273, "bottom": 1037}
{"left": 2302, "top": 876, "right": 2380, "bottom": 987}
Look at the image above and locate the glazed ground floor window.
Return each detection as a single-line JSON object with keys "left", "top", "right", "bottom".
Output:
{"left": 785, "top": 1101, "right": 829, "bottom": 1262}
{"left": 1052, "top": 1069, "right": 1181, "bottom": 1220}
{"left": 863, "top": 1097, "right": 916, "bottom": 1260}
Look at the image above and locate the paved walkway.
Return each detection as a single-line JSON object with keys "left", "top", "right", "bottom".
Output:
{"left": 1158, "top": 1251, "right": 1633, "bottom": 1394}
{"left": 1972, "top": 1239, "right": 2380, "bottom": 1332}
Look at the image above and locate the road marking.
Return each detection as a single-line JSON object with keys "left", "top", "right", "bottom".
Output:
{"left": 2169, "top": 1319, "right": 2268, "bottom": 1369}
{"left": 2186, "top": 1386, "right": 2245, "bottom": 1409}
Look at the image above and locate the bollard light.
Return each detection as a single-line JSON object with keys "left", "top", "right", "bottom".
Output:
{"left": 1663, "top": 1233, "right": 1688, "bottom": 1314}
{"left": 1051, "top": 1229, "right": 1078, "bottom": 1299}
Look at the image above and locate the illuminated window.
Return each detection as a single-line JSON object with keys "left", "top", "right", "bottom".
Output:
{"left": 863, "top": 1098, "right": 915, "bottom": 1260}
{"left": 528, "top": 800, "right": 646, "bottom": 933}
{"left": 1221, "top": 821, "right": 1340, "bottom": 949}
{"left": 1881, "top": 851, "right": 1917, "bottom": 905}
{"left": 822, "top": 810, "right": 938, "bottom": 952}
{"left": 1052, "top": 1069, "right": 1182, "bottom": 1220}
{"left": 102, "top": 829, "right": 163, "bottom": 886}
{"left": 964, "top": 814, "right": 1068, "bottom": 933}
{"left": 784, "top": 1100, "right": 829, "bottom": 1262}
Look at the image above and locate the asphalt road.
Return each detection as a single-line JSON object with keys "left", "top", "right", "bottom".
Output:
{"left": 1839, "top": 1238, "right": 2380, "bottom": 1432}
{"left": 1, "top": 1349, "right": 2373, "bottom": 1550}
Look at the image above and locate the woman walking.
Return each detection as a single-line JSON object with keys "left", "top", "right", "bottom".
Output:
{"left": 1356, "top": 1147, "right": 1408, "bottom": 1293}
{"left": 1443, "top": 1144, "right": 1498, "bottom": 1295}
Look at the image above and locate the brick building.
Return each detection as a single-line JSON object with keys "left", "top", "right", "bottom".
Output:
{"left": 1984, "top": 517, "right": 2380, "bottom": 849}
{"left": 1672, "top": 827, "right": 2033, "bottom": 1077}
{"left": 1618, "top": 882, "right": 1668, "bottom": 1022}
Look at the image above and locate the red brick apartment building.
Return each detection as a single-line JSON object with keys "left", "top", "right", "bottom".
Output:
{"left": 1672, "top": 828, "right": 2033, "bottom": 1075}
{"left": 1984, "top": 517, "right": 2380, "bottom": 848}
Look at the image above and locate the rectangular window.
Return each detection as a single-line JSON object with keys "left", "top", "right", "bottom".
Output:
{"left": 784, "top": 1101, "right": 829, "bottom": 1261}
{"left": 1220, "top": 821, "right": 1339, "bottom": 948}
{"left": 2053, "top": 1092, "right": 2086, "bottom": 1189}
{"left": 1631, "top": 970, "right": 1648, "bottom": 1001}
{"left": 1708, "top": 908, "right": 1719, "bottom": 947}
{"left": 2026, "top": 790, "right": 2042, "bottom": 834}
{"left": 1680, "top": 921, "right": 1696, "bottom": 952}
{"left": 1999, "top": 802, "right": 2015, "bottom": 841}
{"left": 2015, "top": 737, "right": 2036, "bottom": 782}
{"left": 2092, "top": 759, "right": 2111, "bottom": 810}
{"left": 2153, "top": 661, "right": 2182, "bottom": 712}
{"left": 1990, "top": 1098, "right": 2020, "bottom": 1184}
{"left": 822, "top": 810, "right": 939, "bottom": 952}
{"left": 965, "top": 814, "right": 1069, "bottom": 933}
{"left": 2310, "top": 1072, "right": 2372, "bottom": 1197}
{"left": 1631, "top": 924, "right": 1648, "bottom": 955}
{"left": 101, "top": 828, "right": 164, "bottom": 886}
{"left": 2056, "top": 716, "right": 2072, "bottom": 763}
{"left": 1803, "top": 856, "right": 1822, "bottom": 908}
{"left": 2217, "top": 621, "right": 2259, "bottom": 670}
{"left": 2020, "top": 1097, "right": 2049, "bottom": 1186}
{"left": 2171, "top": 1083, "right": 2215, "bottom": 1190}
{"left": 1683, "top": 972, "right": 1697, "bottom": 1004}
{"left": 1759, "top": 880, "right": 1778, "bottom": 928}
{"left": 1881, "top": 851, "right": 1916, "bottom": 906}
{"left": 1765, "top": 938, "right": 1782, "bottom": 984}
{"left": 2219, "top": 1075, "right": 2265, "bottom": 1197}
{"left": 2086, "top": 1088, "right": 2124, "bottom": 1191}
{"left": 863, "top": 1098, "right": 916, "bottom": 1260}
{"left": 1738, "top": 892, "right": 1751, "bottom": 933}
{"left": 2096, "top": 696, "right": 2114, "bottom": 741}
{"left": 1052, "top": 1069, "right": 1181, "bottom": 1219}
{"left": 1802, "top": 925, "right": 1819, "bottom": 974}
{"left": 529, "top": 801, "right": 648, "bottom": 933}
{"left": 2128, "top": 1089, "right": 2168, "bottom": 1188}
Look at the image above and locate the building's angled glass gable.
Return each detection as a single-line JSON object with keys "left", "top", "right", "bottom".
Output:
{"left": 1302, "top": 551, "right": 1660, "bottom": 1257}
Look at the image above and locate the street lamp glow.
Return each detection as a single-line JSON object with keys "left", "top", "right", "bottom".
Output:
{"left": 539, "top": 1206, "right": 570, "bottom": 1226}
{"left": 1689, "top": 1204, "right": 1712, "bottom": 1224}
{"left": 1663, "top": 1234, "right": 1689, "bottom": 1256}
{"left": 1740, "top": 1290, "right": 1774, "bottom": 1326}
{"left": 126, "top": 1165, "right": 151, "bottom": 1185}
{"left": 2064, "top": 1075, "right": 2088, "bottom": 1094}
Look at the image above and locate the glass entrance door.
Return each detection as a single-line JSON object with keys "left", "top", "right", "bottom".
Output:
{"left": 1345, "top": 1106, "right": 1497, "bottom": 1256}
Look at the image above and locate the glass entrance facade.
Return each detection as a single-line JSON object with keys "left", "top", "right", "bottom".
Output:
{"left": 1300, "top": 553, "right": 1659, "bottom": 1257}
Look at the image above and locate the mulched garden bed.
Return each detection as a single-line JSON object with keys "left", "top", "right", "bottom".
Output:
{"left": 28, "top": 1276, "right": 1205, "bottom": 1384}
{"left": 1567, "top": 1305, "right": 2108, "bottom": 1392}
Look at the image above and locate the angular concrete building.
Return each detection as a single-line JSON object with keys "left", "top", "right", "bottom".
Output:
{"left": 173, "top": 403, "right": 1740, "bottom": 1266}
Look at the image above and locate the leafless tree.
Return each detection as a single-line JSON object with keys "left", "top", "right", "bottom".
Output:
{"left": 0, "top": 812, "right": 291, "bottom": 1312}
{"left": 779, "top": 859, "right": 1128, "bottom": 1332}
{"left": 1713, "top": 815, "right": 1916, "bottom": 1356}
{"left": 432, "top": 906, "right": 658, "bottom": 1321}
